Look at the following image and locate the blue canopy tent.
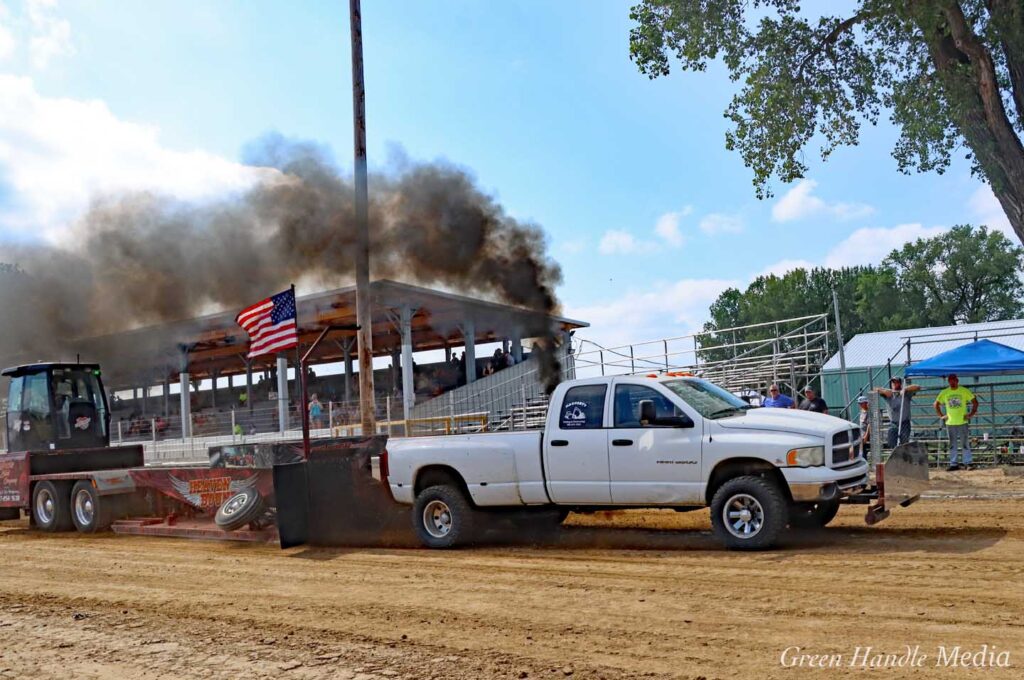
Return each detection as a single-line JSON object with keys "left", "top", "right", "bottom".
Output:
{"left": 905, "top": 339, "right": 1024, "bottom": 377}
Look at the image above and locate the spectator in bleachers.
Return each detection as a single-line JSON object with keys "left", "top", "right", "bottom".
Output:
{"left": 308, "top": 393, "right": 324, "bottom": 428}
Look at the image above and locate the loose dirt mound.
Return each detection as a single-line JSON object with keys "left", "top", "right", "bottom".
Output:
{"left": 1, "top": 495, "right": 1023, "bottom": 679}
{"left": 928, "top": 466, "right": 1024, "bottom": 498}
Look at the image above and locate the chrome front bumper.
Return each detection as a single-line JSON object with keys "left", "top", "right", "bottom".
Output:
{"left": 789, "top": 473, "right": 870, "bottom": 502}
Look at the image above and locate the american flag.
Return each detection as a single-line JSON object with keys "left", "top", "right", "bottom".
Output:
{"left": 235, "top": 288, "right": 299, "bottom": 359}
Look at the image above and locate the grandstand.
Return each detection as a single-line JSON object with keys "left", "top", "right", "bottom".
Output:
{"left": 0, "top": 280, "right": 586, "bottom": 455}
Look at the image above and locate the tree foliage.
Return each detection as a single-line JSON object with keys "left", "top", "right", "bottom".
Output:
{"left": 629, "top": 1, "right": 1024, "bottom": 244}
{"left": 702, "top": 224, "right": 1024, "bottom": 346}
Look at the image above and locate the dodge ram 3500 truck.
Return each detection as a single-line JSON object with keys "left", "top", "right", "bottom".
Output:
{"left": 375, "top": 375, "right": 869, "bottom": 550}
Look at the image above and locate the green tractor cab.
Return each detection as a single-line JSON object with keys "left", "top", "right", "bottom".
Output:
{"left": 3, "top": 363, "right": 111, "bottom": 452}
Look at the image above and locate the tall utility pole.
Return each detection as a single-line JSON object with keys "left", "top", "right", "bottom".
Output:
{"left": 831, "top": 287, "right": 851, "bottom": 417}
{"left": 350, "top": 0, "right": 376, "bottom": 434}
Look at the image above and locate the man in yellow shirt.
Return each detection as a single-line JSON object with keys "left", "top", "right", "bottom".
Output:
{"left": 934, "top": 374, "right": 979, "bottom": 471}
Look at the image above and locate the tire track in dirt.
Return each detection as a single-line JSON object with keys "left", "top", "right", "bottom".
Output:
{"left": 0, "top": 498, "right": 1022, "bottom": 679}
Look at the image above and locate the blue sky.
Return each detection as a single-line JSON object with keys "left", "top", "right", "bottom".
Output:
{"left": 0, "top": 0, "right": 1010, "bottom": 348}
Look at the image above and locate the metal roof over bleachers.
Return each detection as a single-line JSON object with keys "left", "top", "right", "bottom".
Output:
{"left": 822, "top": 318, "right": 1024, "bottom": 371}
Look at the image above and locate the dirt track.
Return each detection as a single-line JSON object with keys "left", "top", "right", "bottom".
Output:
{"left": 1, "top": 470, "right": 1024, "bottom": 679}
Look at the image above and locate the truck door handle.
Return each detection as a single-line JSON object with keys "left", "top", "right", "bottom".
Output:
{"left": 551, "top": 440, "right": 569, "bottom": 447}
{"left": 612, "top": 439, "right": 633, "bottom": 446}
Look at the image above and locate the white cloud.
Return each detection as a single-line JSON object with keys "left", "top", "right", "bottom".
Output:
{"left": 698, "top": 212, "right": 743, "bottom": 235}
{"left": 558, "top": 240, "right": 586, "bottom": 255}
{"left": 0, "top": 75, "right": 277, "bottom": 239}
{"left": 567, "top": 277, "right": 738, "bottom": 349}
{"left": 822, "top": 223, "right": 945, "bottom": 268}
{"left": 771, "top": 179, "right": 874, "bottom": 223}
{"left": 599, "top": 207, "right": 691, "bottom": 255}
{"left": 598, "top": 229, "right": 651, "bottom": 255}
{"left": 0, "top": 17, "right": 14, "bottom": 61}
{"left": 759, "top": 222, "right": 946, "bottom": 276}
{"left": 969, "top": 184, "right": 1015, "bottom": 240}
{"left": 654, "top": 208, "right": 690, "bottom": 247}
{"left": 27, "top": 0, "right": 73, "bottom": 68}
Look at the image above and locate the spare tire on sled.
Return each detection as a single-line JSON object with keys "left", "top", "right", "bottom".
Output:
{"left": 215, "top": 488, "right": 265, "bottom": 531}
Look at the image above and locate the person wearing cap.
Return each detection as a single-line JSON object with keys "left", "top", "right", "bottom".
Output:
{"left": 874, "top": 376, "right": 922, "bottom": 448}
{"left": 798, "top": 385, "right": 828, "bottom": 414}
{"left": 762, "top": 383, "right": 795, "bottom": 408}
{"left": 935, "top": 373, "right": 979, "bottom": 471}
{"left": 857, "top": 395, "right": 871, "bottom": 455}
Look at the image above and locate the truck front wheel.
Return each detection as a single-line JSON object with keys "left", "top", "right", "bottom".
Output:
{"left": 412, "top": 485, "right": 477, "bottom": 549}
{"left": 32, "top": 481, "right": 73, "bottom": 532}
{"left": 789, "top": 498, "right": 841, "bottom": 529}
{"left": 71, "top": 480, "right": 113, "bottom": 533}
{"left": 710, "top": 475, "right": 787, "bottom": 550}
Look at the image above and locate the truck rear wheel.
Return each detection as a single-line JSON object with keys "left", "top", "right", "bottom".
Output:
{"left": 789, "top": 499, "right": 840, "bottom": 529}
{"left": 71, "top": 480, "right": 113, "bottom": 533}
{"left": 412, "top": 485, "right": 477, "bottom": 549}
{"left": 32, "top": 481, "right": 73, "bottom": 532}
{"left": 710, "top": 475, "right": 787, "bottom": 550}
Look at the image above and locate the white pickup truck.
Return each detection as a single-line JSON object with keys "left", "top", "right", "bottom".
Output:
{"left": 375, "top": 374, "right": 869, "bottom": 550}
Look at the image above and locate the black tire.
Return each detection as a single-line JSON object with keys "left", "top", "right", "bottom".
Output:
{"left": 70, "top": 480, "right": 113, "bottom": 533}
{"left": 412, "top": 484, "right": 477, "bottom": 549}
{"left": 0, "top": 507, "right": 20, "bottom": 521}
{"left": 709, "top": 475, "right": 787, "bottom": 550}
{"left": 31, "top": 481, "right": 73, "bottom": 532}
{"left": 788, "top": 498, "right": 841, "bottom": 529}
{"left": 215, "top": 488, "right": 266, "bottom": 531}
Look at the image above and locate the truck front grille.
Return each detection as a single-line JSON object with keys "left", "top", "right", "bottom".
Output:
{"left": 831, "top": 427, "right": 861, "bottom": 468}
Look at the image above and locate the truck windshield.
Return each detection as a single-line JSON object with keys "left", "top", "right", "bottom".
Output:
{"left": 662, "top": 378, "right": 753, "bottom": 419}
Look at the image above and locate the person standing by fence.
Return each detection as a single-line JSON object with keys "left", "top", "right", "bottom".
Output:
{"left": 857, "top": 395, "right": 871, "bottom": 456}
{"left": 763, "top": 384, "right": 795, "bottom": 408}
{"left": 934, "top": 374, "right": 979, "bottom": 471}
{"left": 875, "top": 377, "right": 922, "bottom": 447}
{"left": 308, "top": 393, "right": 324, "bottom": 429}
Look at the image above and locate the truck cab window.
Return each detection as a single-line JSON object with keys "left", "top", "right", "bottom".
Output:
{"left": 22, "top": 373, "right": 53, "bottom": 443}
{"left": 613, "top": 384, "right": 682, "bottom": 427}
{"left": 6, "top": 376, "right": 24, "bottom": 446}
{"left": 559, "top": 385, "right": 606, "bottom": 429}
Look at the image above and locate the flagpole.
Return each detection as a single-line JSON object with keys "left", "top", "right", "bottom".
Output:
{"left": 350, "top": 0, "right": 376, "bottom": 435}
{"left": 292, "top": 283, "right": 305, "bottom": 441}
{"left": 292, "top": 283, "right": 301, "bottom": 404}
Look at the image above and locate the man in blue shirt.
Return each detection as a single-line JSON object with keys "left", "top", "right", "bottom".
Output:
{"left": 763, "top": 384, "right": 795, "bottom": 408}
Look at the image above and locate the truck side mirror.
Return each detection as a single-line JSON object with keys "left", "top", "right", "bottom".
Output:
{"left": 639, "top": 399, "right": 657, "bottom": 425}
{"left": 640, "top": 399, "right": 694, "bottom": 428}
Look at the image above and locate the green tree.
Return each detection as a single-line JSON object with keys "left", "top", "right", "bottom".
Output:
{"left": 881, "top": 224, "right": 1024, "bottom": 324}
{"left": 629, "top": 1, "right": 1024, "bottom": 244}
{"left": 702, "top": 224, "right": 1024, "bottom": 343}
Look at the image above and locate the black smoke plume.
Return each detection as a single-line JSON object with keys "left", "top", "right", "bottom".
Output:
{"left": 0, "top": 136, "right": 564, "bottom": 389}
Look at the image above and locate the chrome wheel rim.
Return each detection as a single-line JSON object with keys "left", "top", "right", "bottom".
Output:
{"left": 422, "top": 500, "right": 453, "bottom": 538}
{"left": 221, "top": 492, "right": 250, "bottom": 516}
{"left": 723, "top": 493, "right": 765, "bottom": 539}
{"left": 74, "top": 489, "right": 95, "bottom": 527}
{"left": 35, "top": 488, "right": 55, "bottom": 525}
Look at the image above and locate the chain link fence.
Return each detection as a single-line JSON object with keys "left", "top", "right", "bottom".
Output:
{"left": 867, "top": 380, "right": 1024, "bottom": 467}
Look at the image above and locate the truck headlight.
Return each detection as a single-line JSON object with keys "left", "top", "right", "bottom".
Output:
{"left": 786, "top": 446, "right": 824, "bottom": 467}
